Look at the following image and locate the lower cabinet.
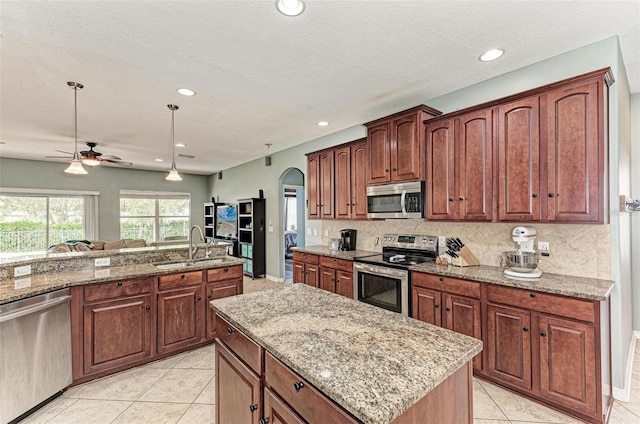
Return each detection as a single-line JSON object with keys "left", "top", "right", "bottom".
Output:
{"left": 292, "top": 252, "right": 319, "bottom": 287}
{"left": 264, "top": 387, "right": 304, "bottom": 424}
{"left": 319, "top": 256, "right": 354, "bottom": 298}
{"left": 205, "top": 266, "right": 243, "bottom": 339}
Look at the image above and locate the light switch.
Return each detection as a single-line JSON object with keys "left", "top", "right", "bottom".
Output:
{"left": 14, "top": 265, "right": 31, "bottom": 277}
{"left": 95, "top": 257, "right": 111, "bottom": 267}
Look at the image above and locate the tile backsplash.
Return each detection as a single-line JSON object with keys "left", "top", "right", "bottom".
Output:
{"left": 320, "top": 220, "right": 611, "bottom": 280}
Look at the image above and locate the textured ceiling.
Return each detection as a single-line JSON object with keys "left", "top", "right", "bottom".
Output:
{"left": 1, "top": 1, "right": 638, "bottom": 175}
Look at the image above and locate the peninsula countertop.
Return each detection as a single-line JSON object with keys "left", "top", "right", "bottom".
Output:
{"left": 210, "top": 283, "right": 483, "bottom": 424}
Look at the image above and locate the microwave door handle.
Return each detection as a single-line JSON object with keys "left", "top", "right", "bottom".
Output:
{"left": 400, "top": 190, "right": 407, "bottom": 216}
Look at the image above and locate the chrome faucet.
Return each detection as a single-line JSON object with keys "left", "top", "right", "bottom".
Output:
{"left": 189, "top": 225, "right": 205, "bottom": 262}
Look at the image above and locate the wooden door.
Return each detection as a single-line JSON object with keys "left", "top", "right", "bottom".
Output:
{"left": 458, "top": 109, "right": 493, "bottom": 221}
{"left": 292, "top": 261, "right": 305, "bottom": 284}
{"left": 487, "top": 303, "right": 532, "bottom": 390}
{"left": 205, "top": 279, "right": 242, "bottom": 339}
{"left": 350, "top": 141, "right": 368, "bottom": 220}
{"left": 83, "top": 294, "right": 152, "bottom": 375}
{"left": 335, "top": 271, "right": 353, "bottom": 299}
{"left": 157, "top": 286, "right": 202, "bottom": 354}
{"left": 411, "top": 286, "right": 442, "bottom": 326}
{"left": 319, "top": 151, "right": 335, "bottom": 219}
{"left": 425, "top": 119, "right": 455, "bottom": 220}
{"left": 334, "top": 146, "right": 351, "bottom": 220}
{"left": 498, "top": 97, "right": 540, "bottom": 221}
{"left": 305, "top": 264, "right": 319, "bottom": 288}
{"left": 264, "top": 387, "right": 304, "bottom": 424}
{"left": 306, "top": 154, "right": 320, "bottom": 219}
{"left": 546, "top": 80, "right": 602, "bottom": 223}
{"left": 443, "top": 294, "right": 482, "bottom": 370}
{"left": 367, "top": 122, "right": 391, "bottom": 184}
{"left": 319, "top": 267, "right": 336, "bottom": 293}
{"left": 539, "top": 315, "right": 597, "bottom": 416}
{"left": 216, "top": 341, "right": 262, "bottom": 424}
{"left": 391, "top": 113, "right": 423, "bottom": 181}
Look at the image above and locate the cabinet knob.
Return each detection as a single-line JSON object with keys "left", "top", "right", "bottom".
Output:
{"left": 181, "top": 274, "right": 186, "bottom": 279}
{"left": 224, "top": 268, "right": 229, "bottom": 272}
{"left": 259, "top": 419, "right": 269, "bottom": 424}
{"left": 445, "top": 307, "right": 451, "bottom": 312}
{"left": 208, "top": 294, "right": 212, "bottom": 299}
{"left": 459, "top": 197, "right": 464, "bottom": 201}
{"left": 540, "top": 331, "right": 547, "bottom": 337}
{"left": 146, "top": 305, "right": 151, "bottom": 311}
{"left": 197, "top": 296, "right": 202, "bottom": 301}
{"left": 529, "top": 293, "right": 536, "bottom": 298}
{"left": 392, "top": 168, "right": 397, "bottom": 171}
{"left": 293, "top": 381, "right": 304, "bottom": 392}
{"left": 385, "top": 169, "right": 389, "bottom": 172}
{"left": 532, "top": 193, "right": 538, "bottom": 198}
{"left": 448, "top": 198, "right": 453, "bottom": 202}
{"left": 227, "top": 327, "right": 235, "bottom": 336}
{"left": 439, "top": 277, "right": 444, "bottom": 282}
{"left": 522, "top": 327, "right": 529, "bottom": 332}
{"left": 434, "top": 304, "right": 440, "bottom": 309}
{"left": 249, "top": 404, "right": 258, "bottom": 413}
{"left": 117, "top": 282, "right": 123, "bottom": 287}
{"left": 548, "top": 193, "right": 555, "bottom": 198}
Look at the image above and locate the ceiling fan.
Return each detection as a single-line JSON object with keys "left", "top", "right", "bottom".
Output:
{"left": 47, "top": 142, "right": 133, "bottom": 167}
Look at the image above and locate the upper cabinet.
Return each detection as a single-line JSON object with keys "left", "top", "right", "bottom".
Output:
{"left": 307, "top": 151, "right": 334, "bottom": 219}
{"left": 365, "top": 105, "right": 441, "bottom": 185}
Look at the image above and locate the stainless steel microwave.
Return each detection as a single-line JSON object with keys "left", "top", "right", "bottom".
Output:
{"left": 366, "top": 181, "right": 425, "bottom": 219}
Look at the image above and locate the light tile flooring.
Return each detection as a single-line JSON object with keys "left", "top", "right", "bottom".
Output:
{"left": 17, "top": 277, "right": 640, "bottom": 423}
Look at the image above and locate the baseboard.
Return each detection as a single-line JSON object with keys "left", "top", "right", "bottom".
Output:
{"left": 265, "top": 274, "right": 284, "bottom": 283}
{"left": 613, "top": 332, "right": 638, "bottom": 401}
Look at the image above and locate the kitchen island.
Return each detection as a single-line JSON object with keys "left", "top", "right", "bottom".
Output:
{"left": 211, "top": 283, "right": 483, "bottom": 424}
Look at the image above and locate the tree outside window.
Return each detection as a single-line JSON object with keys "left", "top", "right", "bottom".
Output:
{"left": 119, "top": 192, "right": 190, "bottom": 243}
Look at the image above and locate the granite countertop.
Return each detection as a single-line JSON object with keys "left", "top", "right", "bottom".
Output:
{"left": 410, "top": 262, "right": 613, "bottom": 301}
{"left": 0, "top": 256, "right": 244, "bottom": 305}
{"left": 291, "top": 245, "right": 377, "bottom": 260}
{"left": 211, "top": 284, "right": 482, "bottom": 424}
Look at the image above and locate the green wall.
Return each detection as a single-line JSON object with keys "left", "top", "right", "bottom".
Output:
{"left": 0, "top": 158, "right": 210, "bottom": 240}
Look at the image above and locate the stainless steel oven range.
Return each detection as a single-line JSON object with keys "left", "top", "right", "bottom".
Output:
{"left": 353, "top": 234, "right": 438, "bottom": 316}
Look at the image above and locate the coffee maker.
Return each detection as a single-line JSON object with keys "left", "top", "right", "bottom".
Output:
{"left": 340, "top": 229, "right": 357, "bottom": 251}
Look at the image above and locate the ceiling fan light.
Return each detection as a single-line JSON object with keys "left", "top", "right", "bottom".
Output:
{"left": 166, "top": 167, "right": 182, "bottom": 181}
{"left": 65, "top": 159, "right": 88, "bottom": 175}
{"left": 82, "top": 157, "right": 101, "bottom": 166}
{"left": 276, "top": 0, "right": 305, "bottom": 16}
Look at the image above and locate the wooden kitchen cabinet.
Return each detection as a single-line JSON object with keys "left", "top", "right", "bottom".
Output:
{"left": 334, "top": 139, "right": 368, "bottom": 220}
{"left": 205, "top": 265, "right": 243, "bottom": 339}
{"left": 307, "top": 153, "right": 321, "bottom": 219}
{"left": 292, "top": 252, "right": 319, "bottom": 287}
{"left": 425, "top": 109, "right": 493, "bottom": 221}
{"left": 264, "top": 387, "right": 305, "bottom": 424}
{"left": 156, "top": 284, "right": 203, "bottom": 355}
{"left": 319, "top": 256, "right": 354, "bottom": 298}
{"left": 365, "top": 105, "right": 441, "bottom": 185}
{"left": 412, "top": 285, "right": 441, "bottom": 326}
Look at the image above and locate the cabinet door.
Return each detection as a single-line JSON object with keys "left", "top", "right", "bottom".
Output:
{"left": 334, "top": 146, "right": 352, "bottom": 220}
{"left": 307, "top": 154, "right": 320, "bottom": 219}
{"left": 443, "top": 294, "right": 482, "bottom": 370}
{"left": 391, "top": 113, "right": 423, "bottom": 181}
{"left": 216, "top": 341, "right": 262, "bottom": 424}
{"left": 83, "top": 294, "right": 152, "bottom": 375}
{"left": 319, "top": 151, "right": 335, "bottom": 219}
{"left": 498, "top": 97, "right": 541, "bottom": 221}
{"left": 425, "top": 119, "right": 455, "bottom": 220}
{"left": 411, "top": 286, "right": 441, "bottom": 326}
{"left": 319, "top": 267, "right": 336, "bottom": 292}
{"left": 206, "top": 279, "right": 242, "bottom": 339}
{"left": 367, "top": 122, "right": 391, "bottom": 184}
{"left": 335, "top": 271, "right": 353, "bottom": 299}
{"left": 264, "top": 387, "right": 304, "bottom": 424}
{"left": 292, "top": 261, "right": 305, "bottom": 284}
{"left": 157, "top": 286, "right": 203, "bottom": 354}
{"left": 546, "top": 80, "right": 602, "bottom": 223}
{"left": 350, "top": 141, "right": 368, "bottom": 220}
{"left": 458, "top": 109, "right": 493, "bottom": 221}
{"left": 306, "top": 264, "right": 319, "bottom": 288}
{"left": 487, "top": 303, "right": 532, "bottom": 390}
{"left": 539, "top": 315, "right": 597, "bottom": 416}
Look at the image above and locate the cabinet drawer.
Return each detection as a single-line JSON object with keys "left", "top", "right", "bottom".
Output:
{"left": 412, "top": 272, "right": 481, "bottom": 299}
{"left": 216, "top": 314, "right": 263, "bottom": 375}
{"left": 292, "top": 252, "right": 319, "bottom": 265}
{"left": 207, "top": 265, "right": 242, "bottom": 282}
{"left": 264, "top": 352, "right": 358, "bottom": 424}
{"left": 84, "top": 278, "right": 152, "bottom": 302}
{"left": 486, "top": 284, "right": 596, "bottom": 323}
{"left": 320, "top": 256, "right": 353, "bottom": 273}
{"left": 158, "top": 270, "right": 203, "bottom": 290}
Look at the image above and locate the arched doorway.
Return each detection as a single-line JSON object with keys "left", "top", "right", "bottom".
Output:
{"left": 279, "top": 168, "right": 304, "bottom": 281}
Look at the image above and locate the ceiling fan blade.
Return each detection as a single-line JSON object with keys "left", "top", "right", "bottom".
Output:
{"left": 100, "top": 154, "right": 122, "bottom": 160}
{"left": 45, "top": 155, "right": 73, "bottom": 159}
{"left": 54, "top": 149, "right": 74, "bottom": 155}
{"left": 102, "top": 159, "right": 133, "bottom": 167}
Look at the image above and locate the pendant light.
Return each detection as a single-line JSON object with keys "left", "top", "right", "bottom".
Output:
{"left": 64, "top": 81, "right": 88, "bottom": 175}
{"left": 166, "top": 104, "right": 182, "bottom": 181}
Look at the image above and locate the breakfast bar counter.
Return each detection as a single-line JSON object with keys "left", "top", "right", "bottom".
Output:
{"left": 211, "top": 283, "right": 483, "bottom": 424}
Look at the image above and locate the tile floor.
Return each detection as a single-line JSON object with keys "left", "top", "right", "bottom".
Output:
{"left": 17, "top": 277, "right": 640, "bottom": 423}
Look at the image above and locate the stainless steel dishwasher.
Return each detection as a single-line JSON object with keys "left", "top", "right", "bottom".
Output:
{"left": 0, "top": 288, "right": 73, "bottom": 424}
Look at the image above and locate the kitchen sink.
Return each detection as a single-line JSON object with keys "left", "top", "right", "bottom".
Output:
{"left": 154, "top": 257, "right": 231, "bottom": 270}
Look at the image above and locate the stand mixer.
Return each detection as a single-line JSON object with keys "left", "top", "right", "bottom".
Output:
{"left": 500, "top": 226, "right": 542, "bottom": 278}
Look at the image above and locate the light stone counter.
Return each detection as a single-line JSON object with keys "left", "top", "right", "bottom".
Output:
{"left": 409, "top": 263, "right": 613, "bottom": 301}
{"left": 291, "top": 245, "right": 377, "bottom": 260}
{"left": 211, "top": 283, "right": 483, "bottom": 424}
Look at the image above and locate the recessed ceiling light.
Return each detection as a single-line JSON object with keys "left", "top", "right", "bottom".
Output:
{"left": 177, "top": 88, "right": 196, "bottom": 96}
{"left": 175, "top": 143, "right": 186, "bottom": 147}
{"left": 155, "top": 158, "right": 164, "bottom": 162}
{"left": 317, "top": 121, "right": 329, "bottom": 127}
{"left": 276, "top": 0, "right": 305, "bottom": 16}
{"left": 479, "top": 49, "right": 504, "bottom": 62}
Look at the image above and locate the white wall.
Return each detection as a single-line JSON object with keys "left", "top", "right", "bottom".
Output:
{"left": 631, "top": 93, "right": 640, "bottom": 331}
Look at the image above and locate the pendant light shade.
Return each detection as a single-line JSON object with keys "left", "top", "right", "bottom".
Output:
{"left": 166, "top": 104, "right": 182, "bottom": 181}
{"left": 64, "top": 82, "right": 88, "bottom": 175}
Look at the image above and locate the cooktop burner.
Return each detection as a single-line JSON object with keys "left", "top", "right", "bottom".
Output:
{"left": 354, "top": 233, "right": 438, "bottom": 270}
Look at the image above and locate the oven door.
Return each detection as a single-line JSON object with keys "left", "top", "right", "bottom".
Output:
{"left": 353, "top": 262, "right": 409, "bottom": 316}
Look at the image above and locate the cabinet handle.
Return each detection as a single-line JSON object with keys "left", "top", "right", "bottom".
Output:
{"left": 260, "top": 419, "right": 269, "bottom": 424}
{"left": 181, "top": 274, "right": 186, "bottom": 279}
{"left": 392, "top": 168, "right": 397, "bottom": 171}
{"left": 434, "top": 304, "right": 440, "bottom": 309}
{"left": 208, "top": 294, "right": 212, "bottom": 299}
{"left": 385, "top": 169, "right": 389, "bottom": 172}
{"left": 445, "top": 307, "right": 451, "bottom": 312}
{"left": 224, "top": 268, "right": 229, "bottom": 272}
{"left": 522, "top": 327, "right": 529, "bottom": 332}
{"left": 529, "top": 293, "right": 536, "bottom": 298}
{"left": 293, "top": 381, "right": 304, "bottom": 392}
{"left": 439, "top": 277, "right": 444, "bottom": 282}
{"left": 117, "top": 282, "right": 123, "bottom": 287}
{"left": 548, "top": 193, "right": 555, "bottom": 198}
{"left": 146, "top": 305, "right": 151, "bottom": 311}
{"left": 249, "top": 404, "right": 258, "bottom": 413}
{"left": 532, "top": 193, "right": 538, "bottom": 198}
{"left": 448, "top": 198, "right": 453, "bottom": 202}
{"left": 459, "top": 197, "right": 464, "bottom": 201}
{"left": 540, "top": 331, "right": 547, "bottom": 337}
{"left": 197, "top": 296, "right": 202, "bottom": 301}
{"left": 227, "top": 327, "right": 235, "bottom": 336}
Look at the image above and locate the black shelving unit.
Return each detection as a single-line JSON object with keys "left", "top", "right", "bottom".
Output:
{"left": 238, "top": 197, "right": 266, "bottom": 279}
{"left": 203, "top": 202, "right": 215, "bottom": 240}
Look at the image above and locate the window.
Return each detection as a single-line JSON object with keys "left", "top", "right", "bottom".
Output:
{"left": 119, "top": 191, "right": 190, "bottom": 243}
{"left": 0, "top": 189, "right": 98, "bottom": 257}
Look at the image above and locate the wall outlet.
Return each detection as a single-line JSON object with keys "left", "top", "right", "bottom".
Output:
{"left": 95, "top": 257, "right": 111, "bottom": 267}
{"left": 94, "top": 269, "right": 111, "bottom": 279}
{"left": 14, "top": 265, "right": 31, "bottom": 277}
{"left": 307, "top": 228, "right": 312, "bottom": 235}
{"left": 538, "top": 241, "right": 550, "bottom": 254}
{"left": 438, "top": 236, "right": 446, "bottom": 247}
{"left": 14, "top": 277, "right": 32, "bottom": 289}
{"left": 324, "top": 230, "right": 329, "bottom": 237}
{"left": 313, "top": 228, "right": 318, "bottom": 236}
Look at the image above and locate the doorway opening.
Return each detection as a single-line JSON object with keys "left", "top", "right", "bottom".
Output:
{"left": 279, "top": 168, "right": 304, "bottom": 282}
